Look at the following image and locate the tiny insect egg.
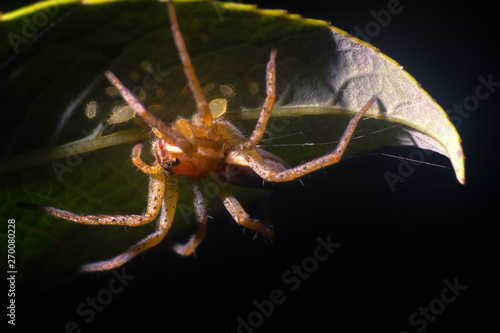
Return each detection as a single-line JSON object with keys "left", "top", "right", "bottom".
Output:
{"left": 107, "top": 105, "right": 136, "bottom": 124}
{"left": 219, "top": 84, "right": 236, "bottom": 97}
{"left": 140, "top": 60, "right": 154, "bottom": 73}
{"left": 147, "top": 103, "right": 163, "bottom": 114}
{"left": 155, "top": 86, "right": 165, "bottom": 98}
{"left": 209, "top": 98, "right": 228, "bottom": 118}
{"left": 129, "top": 70, "right": 141, "bottom": 82}
{"left": 248, "top": 81, "right": 259, "bottom": 94}
{"left": 133, "top": 87, "right": 147, "bottom": 101}
{"left": 105, "top": 86, "right": 119, "bottom": 97}
{"left": 202, "top": 83, "right": 215, "bottom": 95}
{"left": 85, "top": 101, "right": 98, "bottom": 119}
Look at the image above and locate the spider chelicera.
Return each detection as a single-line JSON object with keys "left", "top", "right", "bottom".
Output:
{"left": 24, "top": 1, "right": 374, "bottom": 272}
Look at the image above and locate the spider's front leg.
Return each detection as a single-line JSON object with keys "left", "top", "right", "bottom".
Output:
{"left": 167, "top": 0, "right": 212, "bottom": 128}
{"left": 81, "top": 175, "right": 179, "bottom": 272}
{"left": 105, "top": 71, "right": 196, "bottom": 156}
{"left": 20, "top": 169, "right": 166, "bottom": 227}
{"left": 19, "top": 142, "right": 167, "bottom": 228}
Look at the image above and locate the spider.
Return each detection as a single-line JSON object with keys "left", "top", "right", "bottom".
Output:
{"left": 22, "top": 1, "right": 375, "bottom": 272}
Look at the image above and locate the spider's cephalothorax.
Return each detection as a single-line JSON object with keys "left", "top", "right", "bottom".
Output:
{"left": 23, "top": 1, "right": 374, "bottom": 272}
{"left": 150, "top": 116, "right": 291, "bottom": 187}
{"left": 152, "top": 132, "right": 223, "bottom": 178}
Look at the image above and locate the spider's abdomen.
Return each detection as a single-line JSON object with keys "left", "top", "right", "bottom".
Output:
{"left": 153, "top": 137, "right": 224, "bottom": 178}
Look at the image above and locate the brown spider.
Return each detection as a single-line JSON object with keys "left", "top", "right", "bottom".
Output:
{"left": 23, "top": 1, "right": 375, "bottom": 272}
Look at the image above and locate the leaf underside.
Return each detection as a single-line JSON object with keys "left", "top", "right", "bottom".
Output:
{"left": 0, "top": 0, "right": 464, "bottom": 295}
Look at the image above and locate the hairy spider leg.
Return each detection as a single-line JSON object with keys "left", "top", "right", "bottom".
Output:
{"left": 19, "top": 142, "right": 167, "bottom": 229}
{"left": 81, "top": 175, "right": 179, "bottom": 272}
{"left": 173, "top": 178, "right": 208, "bottom": 256}
{"left": 243, "top": 96, "right": 377, "bottom": 182}
{"left": 167, "top": 0, "right": 212, "bottom": 128}
{"left": 242, "top": 48, "right": 277, "bottom": 150}
{"left": 104, "top": 71, "right": 196, "bottom": 156}
{"left": 211, "top": 175, "right": 275, "bottom": 237}
{"left": 21, "top": 169, "right": 166, "bottom": 227}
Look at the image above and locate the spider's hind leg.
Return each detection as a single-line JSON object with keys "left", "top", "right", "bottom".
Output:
{"left": 211, "top": 176, "right": 274, "bottom": 238}
{"left": 241, "top": 48, "right": 277, "bottom": 151}
{"left": 243, "top": 96, "right": 376, "bottom": 183}
{"left": 172, "top": 178, "right": 208, "bottom": 256}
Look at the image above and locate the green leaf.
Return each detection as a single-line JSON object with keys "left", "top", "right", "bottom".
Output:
{"left": 0, "top": 0, "right": 464, "bottom": 295}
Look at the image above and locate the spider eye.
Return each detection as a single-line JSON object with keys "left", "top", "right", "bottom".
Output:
{"left": 163, "top": 158, "right": 179, "bottom": 171}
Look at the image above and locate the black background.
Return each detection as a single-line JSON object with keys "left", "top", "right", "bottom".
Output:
{"left": 3, "top": 0, "right": 498, "bottom": 332}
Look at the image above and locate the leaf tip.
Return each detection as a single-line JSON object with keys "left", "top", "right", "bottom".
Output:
{"left": 454, "top": 149, "right": 466, "bottom": 185}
